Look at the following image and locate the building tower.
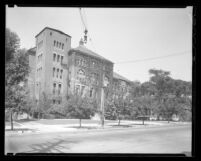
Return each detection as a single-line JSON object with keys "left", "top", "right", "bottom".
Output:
{"left": 34, "top": 27, "right": 71, "bottom": 104}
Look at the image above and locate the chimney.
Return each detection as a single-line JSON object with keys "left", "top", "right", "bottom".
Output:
{"left": 79, "top": 38, "right": 84, "bottom": 46}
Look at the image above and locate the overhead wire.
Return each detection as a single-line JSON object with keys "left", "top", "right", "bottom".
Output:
{"left": 115, "top": 50, "right": 191, "bottom": 64}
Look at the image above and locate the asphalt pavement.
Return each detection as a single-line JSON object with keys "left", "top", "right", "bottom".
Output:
{"left": 5, "top": 123, "right": 191, "bottom": 154}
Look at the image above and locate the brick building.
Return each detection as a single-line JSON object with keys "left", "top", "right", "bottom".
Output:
{"left": 27, "top": 27, "right": 71, "bottom": 104}
{"left": 68, "top": 39, "right": 113, "bottom": 104}
{"left": 112, "top": 72, "right": 132, "bottom": 99}
{"left": 27, "top": 27, "right": 130, "bottom": 109}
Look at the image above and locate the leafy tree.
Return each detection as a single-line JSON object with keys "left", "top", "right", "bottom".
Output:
{"left": 5, "top": 28, "right": 20, "bottom": 63}
{"left": 47, "top": 104, "right": 66, "bottom": 118}
{"left": 65, "top": 94, "right": 97, "bottom": 127}
{"left": 131, "top": 96, "right": 152, "bottom": 124}
{"left": 36, "top": 92, "right": 52, "bottom": 119}
{"left": 107, "top": 95, "right": 131, "bottom": 126}
{"left": 5, "top": 29, "right": 29, "bottom": 130}
{"left": 130, "top": 81, "right": 142, "bottom": 97}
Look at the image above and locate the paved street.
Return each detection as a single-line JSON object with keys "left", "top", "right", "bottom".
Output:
{"left": 5, "top": 124, "right": 191, "bottom": 154}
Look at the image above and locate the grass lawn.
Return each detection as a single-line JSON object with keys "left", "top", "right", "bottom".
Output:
{"left": 32, "top": 119, "right": 119, "bottom": 125}
{"left": 10, "top": 118, "right": 119, "bottom": 125}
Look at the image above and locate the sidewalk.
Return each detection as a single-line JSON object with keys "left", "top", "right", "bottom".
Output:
{"left": 5, "top": 120, "right": 191, "bottom": 135}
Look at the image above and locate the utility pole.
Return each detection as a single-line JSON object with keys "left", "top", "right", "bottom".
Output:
{"left": 100, "top": 85, "right": 105, "bottom": 127}
{"left": 100, "top": 69, "right": 109, "bottom": 128}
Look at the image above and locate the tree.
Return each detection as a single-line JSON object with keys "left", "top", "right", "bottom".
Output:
{"left": 36, "top": 92, "right": 52, "bottom": 119}
{"left": 130, "top": 81, "right": 142, "bottom": 98}
{"left": 47, "top": 104, "right": 66, "bottom": 119}
{"left": 106, "top": 94, "right": 131, "bottom": 126}
{"left": 5, "top": 30, "right": 29, "bottom": 130}
{"left": 131, "top": 95, "right": 152, "bottom": 125}
{"left": 65, "top": 94, "right": 97, "bottom": 127}
{"left": 5, "top": 28, "right": 20, "bottom": 63}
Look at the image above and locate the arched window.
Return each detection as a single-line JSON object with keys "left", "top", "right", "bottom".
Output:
{"left": 58, "top": 84, "right": 61, "bottom": 95}
{"left": 53, "top": 53, "right": 56, "bottom": 61}
{"left": 53, "top": 83, "right": 56, "bottom": 94}
{"left": 57, "top": 55, "right": 60, "bottom": 62}
{"left": 60, "top": 69, "right": 63, "bottom": 79}
{"left": 57, "top": 68, "right": 59, "bottom": 78}
{"left": 61, "top": 56, "right": 63, "bottom": 64}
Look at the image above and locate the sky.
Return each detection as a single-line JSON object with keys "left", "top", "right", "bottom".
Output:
{"left": 6, "top": 6, "right": 193, "bottom": 83}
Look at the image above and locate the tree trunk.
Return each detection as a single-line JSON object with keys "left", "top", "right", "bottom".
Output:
{"left": 79, "top": 119, "right": 82, "bottom": 128}
{"left": 118, "top": 119, "right": 121, "bottom": 126}
{"left": 10, "top": 110, "right": 13, "bottom": 130}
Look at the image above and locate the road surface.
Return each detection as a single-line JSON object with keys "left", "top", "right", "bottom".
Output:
{"left": 5, "top": 124, "right": 191, "bottom": 154}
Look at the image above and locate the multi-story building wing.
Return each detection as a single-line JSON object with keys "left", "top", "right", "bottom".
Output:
{"left": 68, "top": 39, "right": 113, "bottom": 105}
{"left": 34, "top": 27, "right": 71, "bottom": 104}
{"left": 112, "top": 72, "right": 132, "bottom": 99}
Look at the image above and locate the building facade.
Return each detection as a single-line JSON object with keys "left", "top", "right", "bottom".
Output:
{"left": 28, "top": 27, "right": 71, "bottom": 104}
{"left": 28, "top": 27, "right": 130, "bottom": 109}
{"left": 112, "top": 72, "right": 132, "bottom": 100}
{"left": 68, "top": 39, "right": 113, "bottom": 106}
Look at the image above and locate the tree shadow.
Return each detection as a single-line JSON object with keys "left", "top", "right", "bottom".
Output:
{"left": 5, "top": 128, "right": 38, "bottom": 132}
{"left": 65, "top": 126, "right": 98, "bottom": 129}
{"left": 24, "top": 138, "right": 80, "bottom": 153}
{"left": 109, "top": 125, "right": 132, "bottom": 128}
{"left": 15, "top": 118, "right": 38, "bottom": 123}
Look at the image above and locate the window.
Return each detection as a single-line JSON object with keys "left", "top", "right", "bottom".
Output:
{"left": 53, "top": 53, "right": 56, "bottom": 61}
{"left": 59, "top": 42, "right": 61, "bottom": 49}
{"left": 58, "top": 84, "right": 61, "bottom": 95}
{"left": 53, "top": 67, "right": 55, "bottom": 77}
{"left": 53, "top": 83, "right": 56, "bottom": 94}
{"left": 62, "top": 43, "right": 64, "bottom": 50}
{"left": 89, "top": 88, "right": 93, "bottom": 97}
{"left": 81, "top": 86, "right": 85, "bottom": 96}
{"left": 54, "top": 40, "right": 56, "bottom": 46}
{"left": 57, "top": 68, "right": 59, "bottom": 78}
{"left": 61, "top": 56, "right": 63, "bottom": 64}
{"left": 50, "top": 32, "right": 52, "bottom": 36}
{"left": 60, "top": 69, "right": 63, "bottom": 79}
{"left": 53, "top": 100, "right": 55, "bottom": 104}
{"left": 56, "top": 41, "right": 58, "bottom": 47}
{"left": 57, "top": 55, "right": 60, "bottom": 62}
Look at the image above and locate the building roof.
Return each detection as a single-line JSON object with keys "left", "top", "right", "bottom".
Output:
{"left": 35, "top": 27, "right": 71, "bottom": 38}
{"left": 70, "top": 45, "right": 113, "bottom": 64}
{"left": 27, "top": 47, "right": 36, "bottom": 55}
{"left": 113, "top": 72, "right": 131, "bottom": 83}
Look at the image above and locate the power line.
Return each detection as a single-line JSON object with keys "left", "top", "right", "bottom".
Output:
{"left": 115, "top": 50, "right": 191, "bottom": 64}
